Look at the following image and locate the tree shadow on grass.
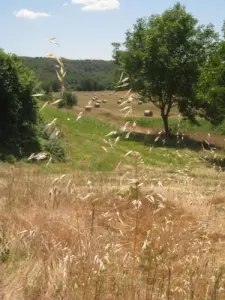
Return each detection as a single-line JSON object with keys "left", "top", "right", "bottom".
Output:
{"left": 122, "top": 131, "right": 222, "bottom": 152}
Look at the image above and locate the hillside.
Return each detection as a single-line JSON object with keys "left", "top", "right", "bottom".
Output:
{"left": 39, "top": 103, "right": 222, "bottom": 172}
{"left": 20, "top": 56, "right": 118, "bottom": 91}
{"left": 1, "top": 105, "right": 225, "bottom": 299}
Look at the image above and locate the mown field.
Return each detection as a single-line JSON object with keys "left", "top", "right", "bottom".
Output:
{"left": 74, "top": 91, "right": 225, "bottom": 147}
{"left": 75, "top": 91, "right": 179, "bottom": 118}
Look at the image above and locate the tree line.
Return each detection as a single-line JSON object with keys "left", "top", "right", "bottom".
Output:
{"left": 20, "top": 57, "right": 118, "bottom": 92}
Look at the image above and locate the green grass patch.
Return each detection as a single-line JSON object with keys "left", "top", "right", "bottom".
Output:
{"left": 125, "top": 116, "right": 219, "bottom": 134}
{"left": 39, "top": 106, "right": 207, "bottom": 172}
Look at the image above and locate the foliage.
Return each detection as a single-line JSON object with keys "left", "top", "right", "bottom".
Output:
{"left": 40, "top": 120, "right": 66, "bottom": 162}
{"left": 21, "top": 57, "right": 117, "bottom": 91}
{"left": 41, "top": 80, "right": 60, "bottom": 94}
{"left": 58, "top": 91, "right": 78, "bottom": 108}
{"left": 197, "top": 41, "right": 225, "bottom": 125}
{"left": 43, "top": 138, "right": 66, "bottom": 162}
{"left": 0, "top": 50, "right": 41, "bottom": 159}
{"left": 113, "top": 2, "right": 218, "bottom": 135}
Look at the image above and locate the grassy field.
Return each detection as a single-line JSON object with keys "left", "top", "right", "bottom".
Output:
{"left": 39, "top": 105, "right": 218, "bottom": 173}
{"left": 1, "top": 101, "right": 225, "bottom": 299}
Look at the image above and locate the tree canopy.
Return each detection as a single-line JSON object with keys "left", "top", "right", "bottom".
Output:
{"left": 197, "top": 38, "right": 225, "bottom": 126}
{"left": 0, "top": 50, "right": 40, "bottom": 159}
{"left": 113, "top": 2, "right": 218, "bottom": 136}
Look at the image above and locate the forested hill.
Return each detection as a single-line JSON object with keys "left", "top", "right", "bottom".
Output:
{"left": 20, "top": 56, "right": 118, "bottom": 91}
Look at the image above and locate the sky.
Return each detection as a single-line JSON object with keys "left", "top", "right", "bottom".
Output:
{"left": 1, "top": 0, "right": 225, "bottom": 60}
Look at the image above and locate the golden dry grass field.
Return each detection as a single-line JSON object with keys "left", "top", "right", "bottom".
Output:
{"left": 0, "top": 163, "right": 225, "bottom": 299}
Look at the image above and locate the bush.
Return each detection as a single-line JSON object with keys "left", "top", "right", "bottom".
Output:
{"left": 43, "top": 138, "right": 66, "bottom": 162}
{"left": 40, "top": 122, "right": 66, "bottom": 162}
{"left": 0, "top": 50, "right": 41, "bottom": 159}
{"left": 58, "top": 91, "right": 78, "bottom": 108}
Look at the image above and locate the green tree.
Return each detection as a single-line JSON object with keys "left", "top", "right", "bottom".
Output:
{"left": 0, "top": 50, "right": 40, "bottom": 159}
{"left": 113, "top": 3, "right": 218, "bottom": 136}
{"left": 197, "top": 40, "right": 225, "bottom": 125}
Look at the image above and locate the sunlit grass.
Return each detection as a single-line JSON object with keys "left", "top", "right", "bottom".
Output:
{"left": 40, "top": 106, "right": 206, "bottom": 172}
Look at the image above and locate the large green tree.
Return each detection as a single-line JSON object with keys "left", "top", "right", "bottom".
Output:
{"left": 113, "top": 3, "right": 218, "bottom": 136}
{"left": 0, "top": 50, "right": 40, "bottom": 159}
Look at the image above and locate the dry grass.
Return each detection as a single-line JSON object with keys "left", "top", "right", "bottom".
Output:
{"left": 0, "top": 164, "right": 225, "bottom": 299}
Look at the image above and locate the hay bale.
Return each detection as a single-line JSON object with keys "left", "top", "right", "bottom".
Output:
{"left": 103, "top": 99, "right": 107, "bottom": 103}
{"left": 138, "top": 100, "right": 143, "bottom": 105}
{"left": 127, "top": 96, "right": 133, "bottom": 103}
{"left": 117, "top": 99, "right": 122, "bottom": 104}
{"left": 85, "top": 105, "right": 92, "bottom": 112}
{"left": 97, "top": 100, "right": 102, "bottom": 104}
{"left": 95, "top": 103, "right": 100, "bottom": 108}
{"left": 144, "top": 110, "right": 153, "bottom": 117}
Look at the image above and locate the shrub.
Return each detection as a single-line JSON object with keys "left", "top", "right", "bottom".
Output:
{"left": 43, "top": 138, "right": 66, "bottom": 162}
{"left": 58, "top": 91, "right": 78, "bottom": 108}
{"left": 40, "top": 122, "right": 66, "bottom": 162}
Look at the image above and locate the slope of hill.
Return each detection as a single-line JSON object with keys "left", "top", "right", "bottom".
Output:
{"left": 39, "top": 105, "right": 207, "bottom": 172}
{"left": 20, "top": 56, "right": 118, "bottom": 91}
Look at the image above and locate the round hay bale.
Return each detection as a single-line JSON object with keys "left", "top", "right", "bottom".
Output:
{"left": 117, "top": 99, "right": 122, "bottom": 104}
{"left": 85, "top": 105, "right": 92, "bottom": 112}
{"left": 103, "top": 99, "right": 107, "bottom": 103}
{"left": 138, "top": 100, "right": 143, "bottom": 105}
{"left": 97, "top": 100, "right": 102, "bottom": 104}
{"left": 95, "top": 103, "right": 100, "bottom": 108}
{"left": 144, "top": 110, "right": 153, "bottom": 117}
{"left": 127, "top": 96, "right": 133, "bottom": 103}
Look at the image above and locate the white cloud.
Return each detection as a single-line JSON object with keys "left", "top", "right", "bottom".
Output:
{"left": 71, "top": 0, "right": 120, "bottom": 11}
{"left": 63, "top": 3, "right": 69, "bottom": 6}
{"left": 13, "top": 9, "right": 51, "bottom": 20}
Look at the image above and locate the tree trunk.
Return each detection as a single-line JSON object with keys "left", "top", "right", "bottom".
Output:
{"left": 161, "top": 113, "right": 170, "bottom": 137}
